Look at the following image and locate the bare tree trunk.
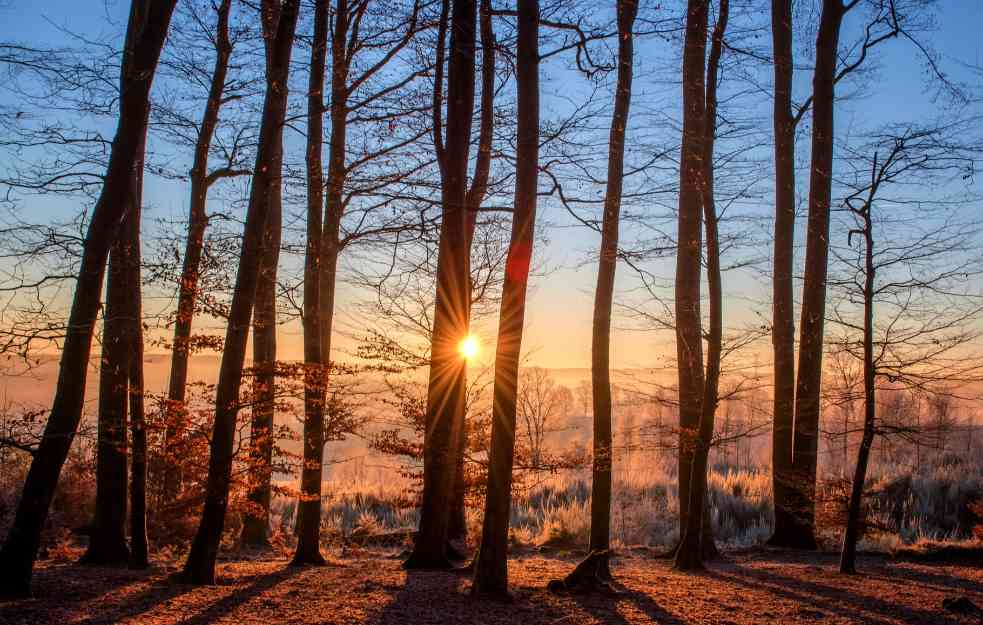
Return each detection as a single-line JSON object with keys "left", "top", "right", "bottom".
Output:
{"left": 672, "top": 0, "right": 708, "bottom": 571}
{"left": 180, "top": 0, "right": 300, "bottom": 586}
{"left": 789, "top": 0, "right": 844, "bottom": 551}
{"left": 449, "top": 0, "right": 495, "bottom": 544}
{"left": 125, "top": 134, "right": 149, "bottom": 568}
{"left": 293, "top": 0, "right": 330, "bottom": 566}
{"left": 0, "top": 0, "right": 177, "bottom": 598}
{"left": 162, "top": 0, "right": 234, "bottom": 507}
{"left": 241, "top": 182, "right": 281, "bottom": 547}
{"left": 470, "top": 0, "right": 538, "bottom": 598}
{"left": 241, "top": 0, "right": 285, "bottom": 550}
{"left": 405, "top": 0, "right": 476, "bottom": 571}
{"left": 676, "top": 0, "right": 727, "bottom": 571}
{"left": 82, "top": 218, "right": 132, "bottom": 567}
{"left": 840, "top": 171, "right": 876, "bottom": 575}
{"left": 767, "top": 0, "right": 800, "bottom": 549}
{"left": 582, "top": 0, "right": 637, "bottom": 581}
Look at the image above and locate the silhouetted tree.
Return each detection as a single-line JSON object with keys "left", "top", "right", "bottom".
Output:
{"left": 180, "top": 0, "right": 300, "bottom": 585}
{"left": 0, "top": 0, "right": 178, "bottom": 598}
{"left": 404, "top": 0, "right": 476, "bottom": 570}
{"left": 471, "top": 0, "right": 539, "bottom": 597}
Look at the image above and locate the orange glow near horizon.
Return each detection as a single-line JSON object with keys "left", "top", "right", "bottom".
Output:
{"left": 458, "top": 335, "right": 481, "bottom": 362}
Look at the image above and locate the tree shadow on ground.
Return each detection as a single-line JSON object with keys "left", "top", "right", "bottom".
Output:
{"left": 170, "top": 565, "right": 301, "bottom": 625}
{"left": 0, "top": 561, "right": 171, "bottom": 624}
{"left": 571, "top": 586, "right": 689, "bottom": 625}
{"left": 708, "top": 560, "right": 970, "bottom": 625}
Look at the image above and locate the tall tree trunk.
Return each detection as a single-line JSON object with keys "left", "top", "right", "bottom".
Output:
{"left": 293, "top": 0, "right": 330, "bottom": 566}
{"left": 672, "top": 0, "right": 708, "bottom": 571}
{"left": 405, "top": 0, "right": 476, "bottom": 570}
{"left": 125, "top": 131, "right": 149, "bottom": 568}
{"left": 840, "top": 193, "right": 875, "bottom": 574}
{"left": 241, "top": 184, "right": 281, "bottom": 547}
{"left": 162, "top": 0, "right": 234, "bottom": 507}
{"left": 180, "top": 0, "right": 300, "bottom": 585}
{"left": 81, "top": 219, "right": 132, "bottom": 567}
{"left": 767, "top": 0, "right": 800, "bottom": 548}
{"left": 788, "top": 0, "right": 844, "bottom": 551}
{"left": 449, "top": 0, "right": 495, "bottom": 545}
{"left": 0, "top": 0, "right": 177, "bottom": 598}
{"left": 470, "top": 0, "right": 538, "bottom": 598}
{"left": 241, "top": 0, "right": 284, "bottom": 550}
{"left": 583, "top": 0, "right": 637, "bottom": 579}
{"left": 676, "top": 0, "right": 728, "bottom": 571}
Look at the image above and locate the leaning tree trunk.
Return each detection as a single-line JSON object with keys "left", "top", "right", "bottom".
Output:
{"left": 788, "top": 0, "right": 844, "bottom": 551}
{"left": 81, "top": 215, "right": 132, "bottom": 567}
{"left": 470, "top": 0, "right": 539, "bottom": 598}
{"left": 404, "top": 0, "right": 476, "bottom": 571}
{"left": 162, "top": 0, "right": 234, "bottom": 507}
{"left": 180, "top": 0, "right": 300, "bottom": 586}
{"left": 448, "top": 0, "right": 495, "bottom": 544}
{"left": 768, "top": 0, "right": 799, "bottom": 548}
{"left": 672, "top": 0, "right": 708, "bottom": 572}
{"left": 293, "top": 0, "right": 330, "bottom": 566}
{"left": 676, "top": 0, "right": 728, "bottom": 571}
{"left": 839, "top": 198, "right": 875, "bottom": 574}
{"left": 125, "top": 134, "right": 149, "bottom": 568}
{"left": 0, "top": 0, "right": 177, "bottom": 599}
{"left": 582, "top": 0, "right": 637, "bottom": 583}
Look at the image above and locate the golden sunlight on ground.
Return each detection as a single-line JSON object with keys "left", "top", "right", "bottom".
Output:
{"left": 458, "top": 335, "right": 481, "bottom": 362}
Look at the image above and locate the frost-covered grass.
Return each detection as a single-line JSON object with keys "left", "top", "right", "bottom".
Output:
{"left": 267, "top": 452, "right": 983, "bottom": 554}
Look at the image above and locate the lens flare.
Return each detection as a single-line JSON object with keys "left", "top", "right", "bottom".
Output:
{"left": 458, "top": 335, "right": 481, "bottom": 361}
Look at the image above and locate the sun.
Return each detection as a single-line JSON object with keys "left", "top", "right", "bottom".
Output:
{"left": 458, "top": 335, "right": 481, "bottom": 362}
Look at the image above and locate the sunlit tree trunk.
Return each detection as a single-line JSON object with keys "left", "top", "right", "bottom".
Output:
{"left": 767, "top": 0, "right": 800, "bottom": 548}
{"left": 470, "top": 0, "right": 538, "bottom": 597}
{"left": 789, "top": 0, "right": 844, "bottom": 551}
{"left": 180, "top": 0, "right": 300, "bottom": 585}
{"left": 293, "top": 0, "right": 330, "bottom": 565}
{"left": 162, "top": 0, "right": 234, "bottom": 507}
{"left": 0, "top": 0, "right": 177, "bottom": 598}
{"left": 405, "top": 0, "right": 476, "bottom": 570}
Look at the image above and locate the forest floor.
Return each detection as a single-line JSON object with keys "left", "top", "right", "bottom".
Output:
{"left": 1, "top": 547, "right": 982, "bottom": 624}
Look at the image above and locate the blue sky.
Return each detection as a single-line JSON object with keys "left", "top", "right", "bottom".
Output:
{"left": 1, "top": 0, "right": 981, "bottom": 372}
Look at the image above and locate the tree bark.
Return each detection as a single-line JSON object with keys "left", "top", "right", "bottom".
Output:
{"left": 788, "top": 0, "right": 844, "bottom": 551}
{"left": 405, "top": 0, "right": 476, "bottom": 571}
{"left": 180, "top": 0, "right": 299, "bottom": 585}
{"left": 125, "top": 133, "right": 149, "bottom": 568}
{"left": 81, "top": 213, "right": 132, "bottom": 567}
{"left": 583, "top": 0, "right": 637, "bottom": 580}
{"left": 162, "top": 0, "right": 234, "bottom": 507}
{"left": 672, "top": 0, "right": 708, "bottom": 571}
{"left": 840, "top": 185, "right": 875, "bottom": 575}
{"left": 241, "top": 183, "right": 281, "bottom": 547}
{"left": 449, "top": 0, "right": 495, "bottom": 544}
{"left": 0, "top": 0, "right": 177, "bottom": 598}
{"left": 293, "top": 0, "right": 330, "bottom": 566}
{"left": 470, "top": 0, "right": 538, "bottom": 598}
{"left": 676, "top": 0, "right": 727, "bottom": 571}
{"left": 767, "top": 0, "right": 800, "bottom": 549}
